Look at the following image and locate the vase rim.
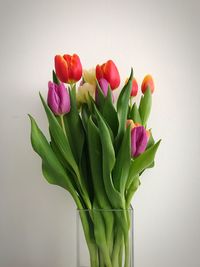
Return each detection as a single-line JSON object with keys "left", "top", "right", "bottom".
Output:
{"left": 77, "top": 206, "right": 133, "bottom": 212}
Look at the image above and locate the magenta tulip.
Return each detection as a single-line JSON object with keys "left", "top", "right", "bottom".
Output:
{"left": 131, "top": 126, "right": 148, "bottom": 157}
{"left": 95, "top": 78, "right": 114, "bottom": 103}
{"left": 47, "top": 81, "right": 70, "bottom": 115}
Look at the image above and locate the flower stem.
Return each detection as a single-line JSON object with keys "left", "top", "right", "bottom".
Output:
{"left": 60, "top": 115, "right": 66, "bottom": 136}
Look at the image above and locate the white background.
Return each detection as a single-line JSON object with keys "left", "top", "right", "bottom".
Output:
{"left": 1, "top": 0, "right": 200, "bottom": 266}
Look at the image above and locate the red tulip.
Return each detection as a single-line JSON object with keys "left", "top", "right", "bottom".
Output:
{"left": 54, "top": 54, "right": 82, "bottom": 84}
{"left": 96, "top": 60, "right": 120, "bottom": 90}
{"left": 131, "top": 78, "right": 138, "bottom": 97}
{"left": 141, "top": 75, "right": 154, "bottom": 94}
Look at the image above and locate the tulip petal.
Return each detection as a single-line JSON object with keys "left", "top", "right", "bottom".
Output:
{"left": 131, "top": 126, "right": 148, "bottom": 157}
{"left": 47, "top": 81, "right": 60, "bottom": 115}
{"left": 63, "top": 54, "right": 82, "bottom": 83}
{"left": 96, "top": 64, "right": 104, "bottom": 80}
{"left": 95, "top": 78, "right": 108, "bottom": 102}
{"left": 104, "top": 60, "right": 120, "bottom": 90}
{"left": 141, "top": 75, "right": 154, "bottom": 94}
{"left": 55, "top": 55, "right": 69, "bottom": 83}
{"left": 57, "top": 83, "right": 71, "bottom": 114}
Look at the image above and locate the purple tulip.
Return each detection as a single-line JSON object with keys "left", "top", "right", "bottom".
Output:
{"left": 47, "top": 81, "right": 70, "bottom": 115}
{"left": 131, "top": 126, "right": 148, "bottom": 157}
{"left": 95, "top": 78, "right": 114, "bottom": 103}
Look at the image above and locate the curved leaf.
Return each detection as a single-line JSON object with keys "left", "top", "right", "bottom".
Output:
{"left": 116, "top": 69, "right": 133, "bottom": 145}
{"left": 87, "top": 117, "right": 111, "bottom": 208}
{"left": 94, "top": 107, "right": 123, "bottom": 208}
{"left": 129, "top": 103, "right": 142, "bottom": 124}
{"left": 63, "top": 88, "right": 85, "bottom": 165}
{"left": 127, "top": 140, "right": 161, "bottom": 188}
{"left": 29, "top": 115, "right": 75, "bottom": 193}
{"left": 113, "top": 126, "right": 131, "bottom": 194}
{"left": 139, "top": 87, "right": 152, "bottom": 126}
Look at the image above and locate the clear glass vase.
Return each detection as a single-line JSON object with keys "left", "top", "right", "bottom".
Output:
{"left": 76, "top": 208, "right": 134, "bottom": 267}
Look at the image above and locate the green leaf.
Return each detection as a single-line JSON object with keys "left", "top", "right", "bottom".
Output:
{"left": 129, "top": 103, "right": 142, "bottom": 124}
{"left": 116, "top": 69, "right": 133, "bottom": 145}
{"left": 126, "top": 175, "right": 140, "bottom": 207}
{"left": 52, "top": 70, "right": 60, "bottom": 84}
{"left": 113, "top": 126, "right": 131, "bottom": 194}
{"left": 39, "top": 93, "right": 91, "bottom": 209}
{"left": 29, "top": 115, "right": 75, "bottom": 193}
{"left": 146, "top": 130, "right": 155, "bottom": 149}
{"left": 94, "top": 107, "right": 123, "bottom": 208}
{"left": 63, "top": 88, "right": 85, "bottom": 165}
{"left": 128, "top": 140, "right": 161, "bottom": 184}
{"left": 39, "top": 93, "right": 79, "bottom": 177}
{"left": 81, "top": 103, "right": 90, "bottom": 132}
{"left": 87, "top": 117, "right": 111, "bottom": 208}
{"left": 96, "top": 79, "right": 106, "bottom": 109}
{"left": 102, "top": 86, "right": 119, "bottom": 136}
{"left": 139, "top": 87, "right": 152, "bottom": 126}
{"left": 96, "top": 82, "right": 119, "bottom": 137}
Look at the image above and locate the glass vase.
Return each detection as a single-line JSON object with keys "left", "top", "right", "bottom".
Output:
{"left": 76, "top": 208, "right": 134, "bottom": 267}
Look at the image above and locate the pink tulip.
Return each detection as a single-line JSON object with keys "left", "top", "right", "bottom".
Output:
{"left": 47, "top": 81, "right": 70, "bottom": 115}
{"left": 131, "top": 126, "right": 148, "bottom": 157}
{"left": 95, "top": 78, "right": 114, "bottom": 103}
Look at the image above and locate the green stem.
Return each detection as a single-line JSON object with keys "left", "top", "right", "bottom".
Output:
{"left": 70, "top": 192, "right": 98, "bottom": 267}
{"left": 112, "top": 226, "right": 123, "bottom": 267}
{"left": 118, "top": 241, "right": 123, "bottom": 267}
{"left": 60, "top": 115, "right": 66, "bottom": 136}
{"left": 124, "top": 231, "right": 130, "bottom": 267}
{"left": 99, "top": 250, "right": 105, "bottom": 267}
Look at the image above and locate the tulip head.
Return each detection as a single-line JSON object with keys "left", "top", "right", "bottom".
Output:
{"left": 77, "top": 82, "right": 96, "bottom": 104}
{"left": 141, "top": 74, "right": 154, "bottom": 94}
{"left": 131, "top": 78, "right": 138, "bottom": 97}
{"left": 47, "top": 81, "right": 70, "bottom": 115}
{"left": 83, "top": 68, "right": 96, "bottom": 85}
{"left": 96, "top": 60, "right": 120, "bottom": 90}
{"left": 131, "top": 125, "right": 148, "bottom": 157}
{"left": 54, "top": 54, "right": 82, "bottom": 84}
{"left": 76, "top": 69, "right": 96, "bottom": 105}
{"left": 95, "top": 78, "right": 114, "bottom": 103}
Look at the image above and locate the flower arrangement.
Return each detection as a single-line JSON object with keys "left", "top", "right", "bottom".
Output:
{"left": 29, "top": 53, "right": 160, "bottom": 267}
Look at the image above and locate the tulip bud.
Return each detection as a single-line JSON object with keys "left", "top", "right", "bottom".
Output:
{"left": 141, "top": 75, "right": 154, "bottom": 94}
{"left": 47, "top": 81, "right": 70, "bottom": 115}
{"left": 95, "top": 78, "right": 114, "bottom": 103}
{"left": 54, "top": 54, "right": 82, "bottom": 84}
{"left": 126, "top": 119, "right": 135, "bottom": 129}
{"left": 77, "top": 82, "right": 96, "bottom": 104}
{"left": 96, "top": 60, "right": 120, "bottom": 90}
{"left": 131, "top": 125, "right": 148, "bottom": 157}
{"left": 131, "top": 78, "right": 138, "bottom": 97}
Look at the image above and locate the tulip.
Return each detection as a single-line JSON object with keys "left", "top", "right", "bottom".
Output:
{"left": 47, "top": 81, "right": 70, "bottom": 115}
{"left": 126, "top": 119, "right": 136, "bottom": 129}
{"left": 96, "top": 60, "right": 120, "bottom": 90}
{"left": 131, "top": 125, "right": 148, "bottom": 157}
{"left": 54, "top": 54, "right": 82, "bottom": 84}
{"left": 95, "top": 78, "right": 114, "bottom": 103}
{"left": 131, "top": 78, "right": 138, "bottom": 97}
{"left": 141, "top": 74, "right": 154, "bottom": 94}
{"left": 76, "top": 69, "right": 96, "bottom": 105}
{"left": 83, "top": 68, "right": 96, "bottom": 85}
{"left": 77, "top": 82, "right": 96, "bottom": 104}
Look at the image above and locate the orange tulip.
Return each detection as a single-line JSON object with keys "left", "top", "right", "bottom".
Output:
{"left": 141, "top": 75, "right": 154, "bottom": 94}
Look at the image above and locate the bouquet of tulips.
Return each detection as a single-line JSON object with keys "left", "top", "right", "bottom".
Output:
{"left": 29, "top": 54, "right": 160, "bottom": 267}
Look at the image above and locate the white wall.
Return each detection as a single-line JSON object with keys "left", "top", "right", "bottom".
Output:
{"left": 1, "top": 0, "right": 200, "bottom": 266}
